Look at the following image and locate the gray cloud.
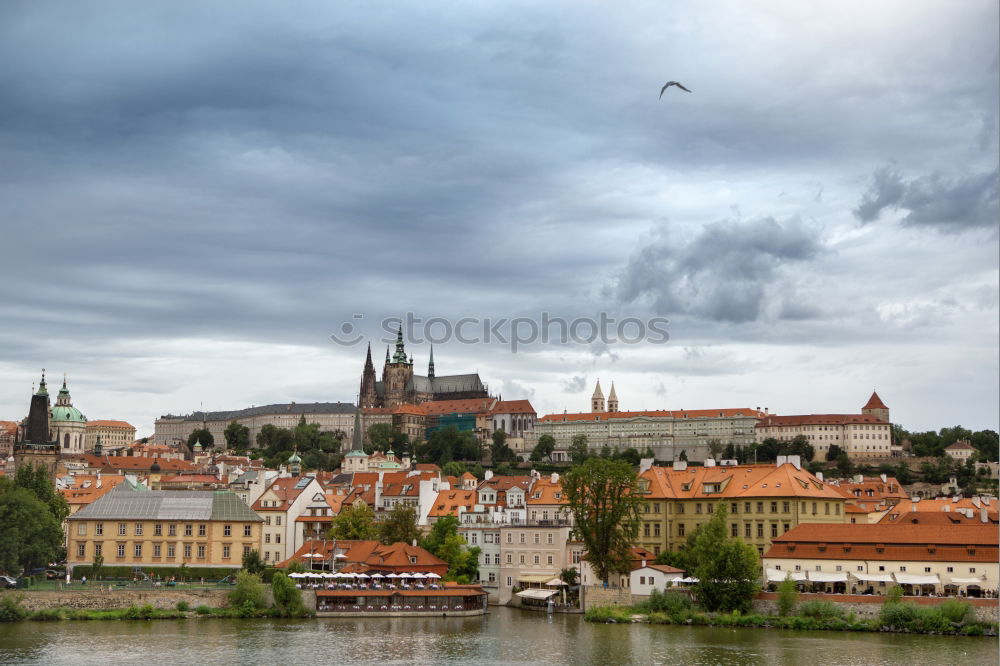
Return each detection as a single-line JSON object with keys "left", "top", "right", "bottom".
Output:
{"left": 854, "top": 166, "right": 999, "bottom": 232}
{"left": 613, "top": 217, "right": 823, "bottom": 323}
{"left": 560, "top": 376, "right": 586, "bottom": 393}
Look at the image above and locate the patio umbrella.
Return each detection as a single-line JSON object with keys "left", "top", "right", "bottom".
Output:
{"left": 306, "top": 572, "right": 323, "bottom": 578}
{"left": 424, "top": 573, "right": 441, "bottom": 579}
{"left": 370, "top": 573, "right": 385, "bottom": 579}
{"left": 356, "top": 573, "right": 370, "bottom": 579}
{"left": 386, "top": 573, "right": 399, "bottom": 579}
{"left": 409, "top": 573, "right": 425, "bottom": 579}
{"left": 288, "top": 572, "right": 305, "bottom": 579}
{"left": 340, "top": 572, "right": 356, "bottom": 578}
{"left": 322, "top": 572, "right": 336, "bottom": 579}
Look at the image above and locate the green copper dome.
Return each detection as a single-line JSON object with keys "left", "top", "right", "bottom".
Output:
{"left": 287, "top": 451, "right": 302, "bottom": 464}
{"left": 51, "top": 404, "right": 86, "bottom": 423}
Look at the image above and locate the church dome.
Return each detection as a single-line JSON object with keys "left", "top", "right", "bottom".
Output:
{"left": 150, "top": 459, "right": 161, "bottom": 473}
{"left": 287, "top": 451, "right": 302, "bottom": 464}
{"left": 51, "top": 404, "right": 86, "bottom": 423}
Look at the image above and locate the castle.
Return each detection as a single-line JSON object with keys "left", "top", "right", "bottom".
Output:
{"left": 359, "top": 326, "right": 489, "bottom": 408}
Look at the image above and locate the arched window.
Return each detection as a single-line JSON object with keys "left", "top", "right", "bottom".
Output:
{"left": 63, "top": 433, "right": 70, "bottom": 448}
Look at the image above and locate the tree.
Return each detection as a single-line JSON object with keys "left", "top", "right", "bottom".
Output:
{"left": 378, "top": 505, "right": 421, "bottom": 546}
{"left": 616, "top": 448, "right": 641, "bottom": 466}
{"left": 271, "top": 572, "right": 306, "bottom": 617}
{"left": 689, "top": 504, "right": 760, "bottom": 613}
{"left": 256, "top": 424, "right": 293, "bottom": 453}
{"left": 490, "top": 429, "right": 514, "bottom": 464}
{"left": 777, "top": 574, "right": 799, "bottom": 616}
{"left": 826, "top": 444, "right": 844, "bottom": 462}
{"left": 329, "top": 503, "right": 378, "bottom": 540}
{"left": 14, "top": 463, "right": 69, "bottom": 523}
{"left": 92, "top": 552, "right": 104, "bottom": 581}
{"left": 562, "top": 458, "right": 642, "bottom": 583}
{"left": 228, "top": 570, "right": 266, "bottom": 611}
{"left": 531, "top": 434, "right": 556, "bottom": 462}
{"left": 366, "top": 423, "right": 397, "bottom": 454}
{"left": 242, "top": 549, "right": 265, "bottom": 575}
{"left": 560, "top": 567, "right": 579, "bottom": 586}
{"left": 569, "top": 434, "right": 590, "bottom": 465}
{"left": 0, "top": 487, "right": 64, "bottom": 575}
{"left": 788, "top": 435, "right": 815, "bottom": 462}
{"left": 187, "top": 428, "right": 214, "bottom": 449}
{"left": 442, "top": 461, "right": 467, "bottom": 478}
{"left": 707, "top": 439, "right": 724, "bottom": 460}
{"left": 420, "top": 515, "right": 480, "bottom": 582}
{"left": 224, "top": 421, "right": 251, "bottom": 451}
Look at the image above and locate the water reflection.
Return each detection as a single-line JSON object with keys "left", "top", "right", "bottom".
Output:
{"left": 0, "top": 608, "right": 994, "bottom": 666}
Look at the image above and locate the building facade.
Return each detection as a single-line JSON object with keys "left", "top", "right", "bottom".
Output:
{"left": 85, "top": 420, "right": 136, "bottom": 453}
{"left": 66, "top": 486, "right": 262, "bottom": 571}
{"left": 153, "top": 402, "right": 356, "bottom": 447}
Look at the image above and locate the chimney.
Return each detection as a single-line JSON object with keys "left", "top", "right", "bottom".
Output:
{"left": 673, "top": 460, "right": 687, "bottom": 471}
{"left": 981, "top": 507, "right": 988, "bottom": 523}
{"left": 879, "top": 473, "right": 887, "bottom": 483}
{"left": 641, "top": 559, "right": 647, "bottom": 568}
{"left": 704, "top": 459, "right": 716, "bottom": 468}
{"left": 816, "top": 472, "right": 824, "bottom": 482}
{"left": 550, "top": 472, "right": 559, "bottom": 483}
{"left": 484, "top": 470, "right": 493, "bottom": 481}
{"left": 639, "top": 458, "right": 653, "bottom": 474}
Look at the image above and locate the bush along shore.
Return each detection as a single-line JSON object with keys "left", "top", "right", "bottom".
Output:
{"left": 584, "top": 589, "right": 998, "bottom": 637}
{"left": 0, "top": 571, "right": 313, "bottom": 623}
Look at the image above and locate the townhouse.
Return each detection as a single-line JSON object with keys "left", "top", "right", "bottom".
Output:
{"left": 252, "top": 475, "right": 323, "bottom": 564}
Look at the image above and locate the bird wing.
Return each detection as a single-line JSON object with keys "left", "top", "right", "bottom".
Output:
{"left": 659, "top": 83, "right": 670, "bottom": 99}
{"left": 675, "top": 82, "right": 692, "bottom": 92}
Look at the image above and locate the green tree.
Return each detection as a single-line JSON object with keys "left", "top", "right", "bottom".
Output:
{"left": 0, "top": 484, "right": 64, "bottom": 575}
{"left": 689, "top": 504, "right": 760, "bottom": 613}
{"left": 826, "top": 444, "right": 844, "bottom": 462}
{"left": 788, "top": 435, "right": 815, "bottom": 462}
{"left": 420, "top": 515, "right": 479, "bottom": 582}
{"left": 490, "top": 429, "right": 515, "bottom": 464}
{"left": 616, "top": 448, "right": 641, "bottom": 466}
{"left": 777, "top": 574, "right": 799, "bottom": 616}
{"left": 242, "top": 549, "right": 265, "bottom": 575}
{"left": 378, "top": 505, "right": 421, "bottom": 546}
{"left": 569, "top": 434, "right": 590, "bottom": 465}
{"left": 531, "top": 434, "right": 556, "bottom": 462}
{"left": 559, "top": 567, "right": 579, "bottom": 586}
{"left": 707, "top": 439, "right": 724, "bottom": 460}
{"left": 224, "top": 421, "right": 251, "bottom": 451}
{"left": 271, "top": 572, "right": 307, "bottom": 617}
{"left": 187, "top": 428, "right": 214, "bottom": 449}
{"left": 562, "top": 458, "right": 642, "bottom": 583}
{"left": 442, "top": 461, "right": 467, "bottom": 478}
{"left": 228, "top": 570, "right": 266, "bottom": 611}
{"left": 329, "top": 503, "right": 378, "bottom": 540}
{"left": 14, "top": 463, "right": 69, "bottom": 523}
{"left": 92, "top": 553, "right": 104, "bottom": 581}
{"left": 256, "top": 424, "right": 293, "bottom": 453}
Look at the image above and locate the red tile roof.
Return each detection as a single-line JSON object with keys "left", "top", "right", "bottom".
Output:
{"left": 757, "top": 414, "right": 888, "bottom": 427}
{"left": 639, "top": 463, "right": 845, "bottom": 500}
{"left": 538, "top": 408, "right": 763, "bottom": 423}
{"left": 86, "top": 420, "right": 135, "bottom": 429}
{"left": 421, "top": 398, "right": 495, "bottom": 416}
{"left": 82, "top": 454, "right": 199, "bottom": 473}
{"left": 252, "top": 476, "right": 314, "bottom": 511}
{"left": 863, "top": 391, "right": 888, "bottom": 409}
{"left": 429, "top": 489, "right": 477, "bottom": 517}
{"left": 490, "top": 400, "right": 535, "bottom": 415}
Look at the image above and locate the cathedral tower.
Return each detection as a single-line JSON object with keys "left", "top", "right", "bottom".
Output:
{"left": 591, "top": 379, "right": 605, "bottom": 413}
{"left": 607, "top": 382, "right": 619, "bottom": 413}
{"left": 359, "top": 343, "right": 379, "bottom": 408}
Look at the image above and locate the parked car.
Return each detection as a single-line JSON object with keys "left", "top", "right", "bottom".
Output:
{"left": 0, "top": 575, "right": 17, "bottom": 589}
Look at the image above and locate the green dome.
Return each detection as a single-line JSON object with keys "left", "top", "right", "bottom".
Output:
{"left": 287, "top": 451, "right": 302, "bottom": 464}
{"left": 51, "top": 405, "right": 86, "bottom": 423}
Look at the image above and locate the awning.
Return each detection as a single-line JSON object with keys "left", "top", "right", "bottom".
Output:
{"left": 516, "top": 588, "right": 559, "bottom": 600}
{"left": 851, "top": 573, "right": 893, "bottom": 583}
{"left": 894, "top": 573, "right": 940, "bottom": 585}
{"left": 518, "top": 574, "right": 558, "bottom": 584}
{"left": 546, "top": 578, "right": 567, "bottom": 586}
{"left": 949, "top": 577, "right": 984, "bottom": 585}
{"left": 807, "top": 571, "right": 847, "bottom": 583}
{"left": 766, "top": 569, "right": 806, "bottom": 582}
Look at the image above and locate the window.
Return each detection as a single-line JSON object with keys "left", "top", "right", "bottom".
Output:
{"left": 117, "top": 544, "right": 125, "bottom": 558}
{"left": 275, "top": 535, "right": 281, "bottom": 544}
{"left": 265, "top": 516, "right": 272, "bottom": 526}
{"left": 96, "top": 523, "right": 104, "bottom": 536}
{"left": 223, "top": 545, "right": 231, "bottom": 559}
{"left": 707, "top": 503, "right": 714, "bottom": 514}
{"left": 153, "top": 544, "right": 161, "bottom": 558}
{"left": 264, "top": 551, "right": 270, "bottom": 561}
{"left": 197, "top": 544, "right": 205, "bottom": 558}
{"left": 644, "top": 524, "right": 651, "bottom": 537}
{"left": 782, "top": 501, "right": 790, "bottom": 514}
{"left": 506, "top": 554, "right": 512, "bottom": 564}
{"left": 695, "top": 503, "right": 702, "bottom": 514}
{"left": 276, "top": 517, "right": 282, "bottom": 526}
{"left": 547, "top": 533, "right": 553, "bottom": 545}
{"left": 169, "top": 524, "right": 177, "bottom": 537}
{"left": 224, "top": 525, "right": 232, "bottom": 537}
{"left": 547, "top": 555, "right": 553, "bottom": 565}
{"left": 520, "top": 533, "right": 525, "bottom": 544}
{"left": 533, "top": 555, "right": 540, "bottom": 565}
{"left": 744, "top": 523, "right": 751, "bottom": 538}
{"left": 811, "top": 502, "right": 817, "bottom": 514}
{"left": 946, "top": 567, "right": 954, "bottom": 573}
{"left": 184, "top": 524, "right": 193, "bottom": 537}
{"left": 244, "top": 525, "right": 252, "bottom": 537}
{"left": 654, "top": 523, "right": 660, "bottom": 537}
{"left": 730, "top": 503, "right": 738, "bottom": 514}
{"left": 794, "top": 564, "right": 801, "bottom": 571}
{"left": 134, "top": 544, "right": 142, "bottom": 558}
{"left": 677, "top": 503, "right": 685, "bottom": 514}
{"left": 77, "top": 543, "right": 86, "bottom": 558}
{"left": 198, "top": 524, "right": 206, "bottom": 537}
{"left": 167, "top": 544, "right": 176, "bottom": 558}
{"left": 770, "top": 523, "right": 778, "bottom": 538}
{"left": 265, "top": 534, "right": 271, "bottom": 544}
{"left": 899, "top": 566, "right": 906, "bottom": 572}
{"left": 243, "top": 546, "right": 252, "bottom": 556}
{"left": 533, "top": 533, "right": 540, "bottom": 545}
{"left": 756, "top": 502, "right": 764, "bottom": 513}
{"left": 783, "top": 523, "right": 790, "bottom": 533}
{"left": 824, "top": 503, "right": 830, "bottom": 515}
{"left": 924, "top": 567, "right": 931, "bottom": 573}
{"left": 770, "top": 502, "right": 777, "bottom": 513}
{"left": 970, "top": 568, "right": 976, "bottom": 573}
{"left": 506, "top": 577, "right": 512, "bottom": 587}
{"left": 135, "top": 523, "right": 143, "bottom": 536}
{"left": 744, "top": 502, "right": 751, "bottom": 513}
{"left": 731, "top": 523, "right": 738, "bottom": 537}
{"left": 154, "top": 523, "right": 162, "bottom": 537}
{"left": 756, "top": 523, "right": 763, "bottom": 538}
{"left": 77, "top": 523, "right": 87, "bottom": 536}
{"left": 878, "top": 565, "right": 885, "bottom": 572}
{"left": 506, "top": 533, "right": 513, "bottom": 544}
{"left": 94, "top": 543, "right": 102, "bottom": 557}
{"left": 519, "top": 555, "right": 525, "bottom": 564}
{"left": 678, "top": 523, "right": 685, "bottom": 537}
{"left": 184, "top": 544, "right": 192, "bottom": 558}
{"left": 118, "top": 523, "right": 127, "bottom": 536}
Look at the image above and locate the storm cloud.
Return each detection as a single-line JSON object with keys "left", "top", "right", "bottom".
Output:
{"left": 614, "top": 217, "right": 823, "bottom": 323}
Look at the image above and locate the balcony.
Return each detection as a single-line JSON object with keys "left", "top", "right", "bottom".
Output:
{"left": 507, "top": 518, "right": 573, "bottom": 527}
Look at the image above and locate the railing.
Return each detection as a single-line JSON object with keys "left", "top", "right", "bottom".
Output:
{"left": 508, "top": 518, "right": 573, "bottom": 527}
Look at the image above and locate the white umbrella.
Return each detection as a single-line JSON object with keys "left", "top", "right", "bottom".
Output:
{"left": 288, "top": 572, "right": 305, "bottom": 579}
{"left": 356, "top": 573, "right": 370, "bottom": 579}
{"left": 322, "top": 572, "right": 336, "bottom": 579}
{"left": 386, "top": 573, "right": 399, "bottom": 579}
{"left": 409, "top": 573, "right": 425, "bottom": 579}
{"left": 370, "top": 573, "right": 385, "bottom": 579}
{"left": 425, "top": 573, "right": 441, "bottom": 579}
{"left": 340, "top": 572, "right": 356, "bottom": 578}
{"left": 303, "top": 553, "right": 324, "bottom": 558}
{"left": 306, "top": 572, "right": 323, "bottom": 578}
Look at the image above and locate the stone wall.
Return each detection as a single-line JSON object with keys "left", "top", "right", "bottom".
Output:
{"left": 581, "top": 584, "right": 633, "bottom": 611}
{"left": 753, "top": 592, "right": 999, "bottom": 622}
{"left": 0, "top": 588, "right": 230, "bottom": 611}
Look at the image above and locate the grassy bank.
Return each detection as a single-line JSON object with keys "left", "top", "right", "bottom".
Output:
{"left": 584, "top": 592, "right": 997, "bottom": 637}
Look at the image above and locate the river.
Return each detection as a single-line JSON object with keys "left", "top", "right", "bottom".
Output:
{"left": 0, "top": 607, "right": 995, "bottom": 665}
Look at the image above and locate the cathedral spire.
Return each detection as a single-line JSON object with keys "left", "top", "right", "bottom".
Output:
{"left": 591, "top": 379, "right": 605, "bottom": 413}
{"left": 428, "top": 345, "right": 435, "bottom": 379}
{"left": 392, "top": 323, "right": 409, "bottom": 364}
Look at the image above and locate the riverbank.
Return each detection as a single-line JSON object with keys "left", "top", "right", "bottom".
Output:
{"left": 584, "top": 596, "right": 999, "bottom": 637}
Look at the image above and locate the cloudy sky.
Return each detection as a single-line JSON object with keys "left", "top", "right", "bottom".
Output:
{"left": 1, "top": 1, "right": 997, "bottom": 437}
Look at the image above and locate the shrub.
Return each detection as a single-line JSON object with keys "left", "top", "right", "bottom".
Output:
{"left": 176, "top": 601, "right": 190, "bottom": 612}
{"left": 639, "top": 589, "right": 693, "bottom": 615}
{"left": 584, "top": 605, "right": 633, "bottom": 623}
{"left": 195, "top": 605, "right": 212, "bottom": 615}
{"left": 0, "top": 596, "right": 28, "bottom": 622}
{"left": 29, "top": 608, "right": 64, "bottom": 622}
{"left": 937, "top": 599, "right": 975, "bottom": 625}
{"left": 879, "top": 601, "right": 918, "bottom": 628}
{"left": 228, "top": 571, "right": 265, "bottom": 610}
{"left": 776, "top": 576, "right": 798, "bottom": 616}
{"left": 798, "top": 600, "right": 843, "bottom": 620}
{"left": 271, "top": 573, "right": 306, "bottom": 618}
{"left": 885, "top": 585, "right": 904, "bottom": 604}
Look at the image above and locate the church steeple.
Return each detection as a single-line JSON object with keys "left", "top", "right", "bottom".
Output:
{"left": 359, "top": 343, "right": 378, "bottom": 409}
{"left": 607, "top": 382, "right": 619, "bottom": 413}
{"left": 428, "top": 345, "right": 435, "bottom": 379}
{"left": 391, "top": 324, "right": 410, "bottom": 364}
{"left": 591, "top": 379, "right": 605, "bottom": 413}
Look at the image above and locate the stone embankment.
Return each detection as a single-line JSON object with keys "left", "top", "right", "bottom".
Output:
{"left": 753, "top": 592, "right": 999, "bottom": 622}
{"left": 0, "top": 588, "right": 230, "bottom": 611}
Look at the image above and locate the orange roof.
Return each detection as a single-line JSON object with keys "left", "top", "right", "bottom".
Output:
{"left": 538, "top": 408, "right": 763, "bottom": 423}
{"left": 429, "top": 489, "right": 477, "bottom": 517}
{"left": 490, "top": 400, "right": 535, "bottom": 415}
{"left": 158, "top": 474, "right": 224, "bottom": 484}
{"left": 279, "top": 539, "right": 447, "bottom": 574}
{"left": 86, "top": 420, "right": 135, "bottom": 429}
{"left": 415, "top": 463, "right": 441, "bottom": 472}
{"left": 252, "top": 476, "right": 314, "bottom": 511}
{"left": 863, "top": 391, "right": 888, "bottom": 409}
{"left": 392, "top": 404, "right": 427, "bottom": 416}
{"left": 421, "top": 398, "right": 495, "bottom": 416}
{"left": 765, "top": 523, "right": 998, "bottom": 563}
{"left": 878, "top": 511, "right": 998, "bottom": 526}
{"left": 60, "top": 474, "right": 127, "bottom": 506}
{"left": 945, "top": 440, "right": 976, "bottom": 450}
{"left": 830, "top": 477, "right": 908, "bottom": 501}
{"left": 639, "top": 463, "right": 845, "bottom": 501}
{"left": 0, "top": 421, "right": 18, "bottom": 435}
{"left": 527, "top": 476, "right": 567, "bottom": 505}
{"left": 879, "top": 498, "right": 998, "bottom": 521}
{"left": 757, "top": 414, "right": 887, "bottom": 427}
{"left": 82, "top": 454, "right": 199, "bottom": 473}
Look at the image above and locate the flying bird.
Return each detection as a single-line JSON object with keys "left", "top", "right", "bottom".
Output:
{"left": 659, "top": 81, "right": 692, "bottom": 98}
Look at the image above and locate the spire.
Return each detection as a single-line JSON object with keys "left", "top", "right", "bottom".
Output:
{"left": 608, "top": 381, "right": 619, "bottom": 413}
{"left": 37, "top": 369, "right": 48, "bottom": 396}
{"left": 591, "top": 379, "right": 605, "bottom": 413}
{"left": 608, "top": 382, "right": 617, "bottom": 400}
{"left": 351, "top": 408, "right": 363, "bottom": 451}
{"left": 428, "top": 345, "right": 436, "bottom": 379}
{"left": 62, "top": 373, "right": 67, "bottom": 390}
{"left": 392, "top": 323, "right": 408, "bottom": 363}
{"left": 592, "top": 379, "right": 604, "bottom": 400}
{"left": 385, "top": 345, "right": 391, "bottom": 364}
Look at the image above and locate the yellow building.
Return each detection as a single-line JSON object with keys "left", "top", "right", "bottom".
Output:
{"left": 66, "top": 486, "right": 262, "bottom": 570}
{"left": 637, "top": 459, "right": 848, "bottom": 557}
